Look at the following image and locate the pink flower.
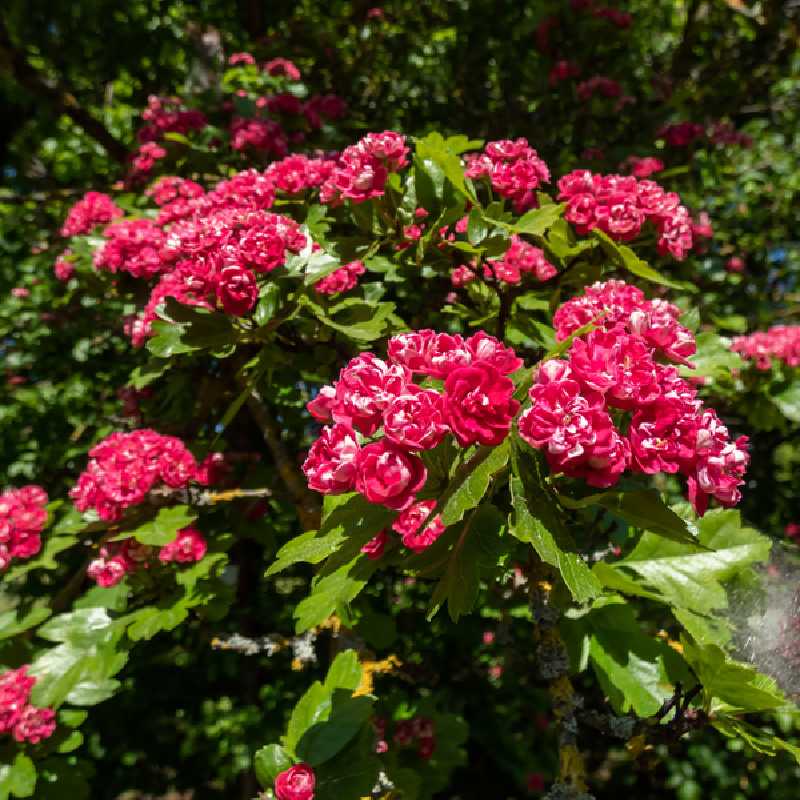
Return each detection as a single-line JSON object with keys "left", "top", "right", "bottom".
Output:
{"left": 0, "top": 485, "right": 48, "bottom": 570}
{"left": 624, "top": 156, "right": 664, "bottom": 178}
{"left": 549, "top": 60, "right": 580, "bottom": 86}
{"left": 12, "top": 705, "right": 56, "bottom": 744}
{"left": 444, "top": 363, "right": 520, "bottom": 447}
{"left": 658, "top": 121, "right": 705, "bottom": 147}
{"left": 320, "top": 131, "right": 408, "bottom": 205}
{"left": 392, "top": 500, "right": 445, "bottom": 552}
{"left": 302, "top": 424, "right": 361, "bottom": 494}
{"left": 215, "top": 264, "right": 258, "bottom": 315}
{"left": 465, "top": 138, "right": 550, "bottom": 213}
{"left": 60, "top": 191, "right": 123, "bottom": 237}
{"left": 487, "top": 236, "right": 557, "bottom": 284}
{"left": 732, "top": 326, "right": 800, "bottom": 369}
{"left": 307, "top": 385, "right": 337, "bottom": 423}
{"left": 87, "top": 555, "right": 129, "bottom": 588}
{"left": 263, "top": 58, "right": 301, "bottom": 81}
{"left": 228, "top": 52, "right": 256, "bottom": 66}
{"left": 274, "top": 763, "right": 315, "bottom": 800}
{"left": 361, "top": 530, "right": 389, "bottom": 560}
{"left": 387, "top": 330, "right": 472, "bottom": 378}
{"left": 383, "top": 386, "right": 449, "bottom": 451}
{"left": 332, "top": 353, "right": 410, "bottom": 436}
{"left": 158, "top": 526, "right": 208, "bottom": 563}
{"left": 314, "top": 260, "right": 366, "bottom": 295}
{"left": 54, "top": 250, "right": 75, "bottom": 281}
{"left": 230, "top": 117, "right": 288, "bottom": 156}
{"left": 466, "top": 331, "right": 524, "bottom": 374}
{"left": 69, "top": 430, "right": 200, "bottom": 521}
{"left": 726, "top": 256, "right": 745, "bottom": 273}
{"left": 355, "top": 441, "right": 427, "bottom": 510}
{"left": 451, "top": 265, "right": 476, "bottom": 287}
{"left": 785, "top": 523, "right": 800, "bottom": 540}
{"left": 0, "top": 667, "right": 56, "bottom": 744}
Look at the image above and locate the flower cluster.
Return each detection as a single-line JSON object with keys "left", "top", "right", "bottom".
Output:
{"left": 54, "top": 250, "right": 75, "bottom": 281}
{"left": 576, "top": 75, "right": 621, "bottom": 101}
{"left": 0, "top": 485, "right": 48, "bottom": 571}
{"left": 118, "top": 170, "right": 306, "bottom": 343}
{"left": 519, "top": 280, "right": 749, "bottom": 514}
{"left": 622, "top": 156, "right": 664, "bottom": 179}
{"left": 0, "top": 667, "right": 56, "bottom": 744}
{"left": 303, "top": 331, "right": 521, "bottom": 549}
{"left": 375, "top": 715, "right": 437, "bottom": 759}
{"left": 732, "top": 326, "right": 800, "bottom": 370}
{"left": 658, "top": 121, "right": 705, "bottom": 148}
{"left": 465, "top": 138, "right": 551, "bottom": 214}
{"left": 557, "top": 170, "right": 695, "bottom": 259}
{"left": 137, "top": 95, "right": 207, "bottom": 144}
{"left": 87, "top": 526, "right": 207, "bottom": 588}
{"left": 264, "top": 154, "right": 335, "bottom": 195}
{"left": 230, "top": 117, "right": 289, "bottom": 156}
{"left": 70, "top": 429, "right": 203, "bottom": 521}
{"left": 264, "top": 57, "right": 302, "bottom": 81}
{"left": 314, "top": 260, "right": 366, "bottom": 295}
{"left": 60, "top": 192, "right": 122, "bottom": 237}
{"left": 274, "top": 763, "right": 315, "bottom": 800}
{"left": 485, "top": 235, "right": 557, "bottom": 284}
{"left": 320, "top": 131, "right": 409, "bottom": 205}
{"left": 94, "top": 219, "right": 166, "bottom": 279}
{"left": 549, "top": 59, "right": 580, "bottom": 86}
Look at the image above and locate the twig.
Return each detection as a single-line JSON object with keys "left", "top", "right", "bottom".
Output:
{"left": 240, "top": 378, "right": 321, "bottom": 531}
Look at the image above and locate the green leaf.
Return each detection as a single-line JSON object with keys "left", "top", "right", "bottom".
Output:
{"left": 128, "top": 505, "right": 197, "bottom": 546}
{"left": 680, "top": 331, "right": 743, "bottom": 380}
{"left": 254, "top": 744, "right": 293, "bottom": 788}
{"left": 508, "top": 202, "right": 565, "bottom": 236}
{"left": 682, "top": 639, "right": 785, "bottom": 713}
{"left": 0, "top": 606, "right": 51, "bottom": 640}
{"left": 773, "top": 380, "right": 800, "bottom": 422}
{"left": 576, "top": 600, "right": 691, "bottom": 716}
{"left": 267, "top": 494, "right": 394, "bottom": 577}
{"left": 467, "top": 208, "right": 488, "bottom": 245}
{"left": 591, "top": 229, "right": 693, "bottom": 291}
{"left": 30, "top": 608, "right": 127, "bottom": 708}
{"left": 3, "top": 535, "right": 77, "bottom": 579}
{"left": 129, "top": 358, "right": 170, "bottom": 389}
{"left": 299, "top": 296, "right": 399, "bottom": 341}
{"left": 560, "top": 489, "right": 698, "bottom": 545}
{"left": 296, "top": 691, "right": 374, "bottom": 766}
{"left": 324, "top": 650, "right": 363, "bottom": 693}
{"left": 125, "top": 601, "right": 190, "bottom": 641}
{"left": 303, "top": 250, "right": 341, "bottom": 286}
{"left": 293, "top": 555, "right": 379, "bottom": 633}
{"left": 254, "top": 283, "right": 282, "bottom": 327}
{"left": 313, "top": 729, "right": 381, "bottom": 800}
{"left": 415, "top": 132, "right": 473, "bottom": 200}
{"left": 429, "top": 503, "right": 506, "bottom": 622}
{"left": 713, "top": 715, "right": 800, "bottom": 764}
{"left": 0, "top": 754, "right": 36, "bottom": 800}
{"left": 438, "top": 439, "right": 510, "bottom": 527}
{"left": 510, "top": 443, "right": 600, "bottom": 604}
{"left": 594, "top": 509, "right": 770, "bottom": 615}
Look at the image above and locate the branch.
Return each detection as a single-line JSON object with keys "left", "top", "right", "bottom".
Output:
{"left": 0, "top": 19, "right": 128, "bottom": 163}
{"left": 529, "top": 563, "right": 595, "bottom": 800}
{"left": 241, "top": 380, "right": 321, "bottom": 531}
